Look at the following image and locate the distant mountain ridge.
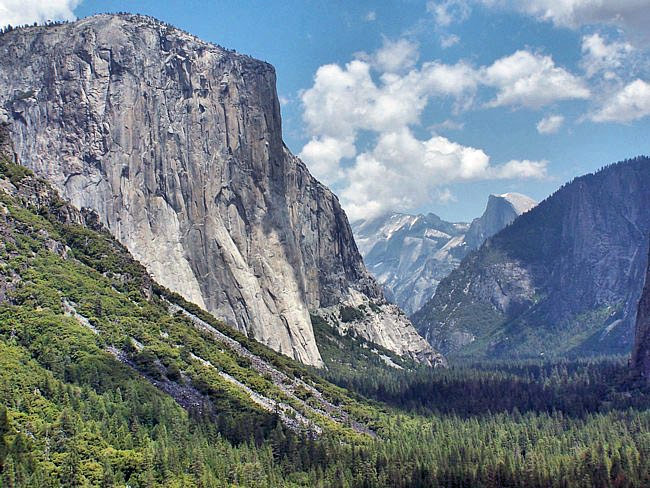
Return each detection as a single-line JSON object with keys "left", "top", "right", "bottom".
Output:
{"left": 413, "top": 156, "right": 650, "bottom": 358}
{"left": 352, "top": 193, "right": 536, "bottom": 314}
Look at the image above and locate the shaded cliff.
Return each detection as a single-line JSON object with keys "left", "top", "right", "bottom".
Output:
{"left": 0, "top": 14, "right": 441, "bottom": 367}
{"left": 413, "top": 157, "right": 650, "bottom": 358}
{"left": 632, "top": 247, "right": 650, "bottom": 383}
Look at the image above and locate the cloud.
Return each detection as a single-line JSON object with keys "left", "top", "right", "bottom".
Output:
{"left": 305, "top": 47, "right": 585, "bottom": 142}
{"left": 426, "top": 1, "right": 650, "bottom": 45}
{"left": 440, "top": 33, "right": 460, "bottom": 48}
{"left": 299, "top": 56, "right": 477, "bottom": 186}
{"left": 591, "top": 79, "right": 650, "bottom": 122}
{"left": 420, "top": 60, "right": 479, "bottom": 98}
{"left": 300, "top": 59, "right": 428, "bottom": 142}
{"left": 482, "top": 50, "right": 590, "bottom": 108}
{"left": 489, "top": 159, "right": 548, "bottom": 178}
{"left": 298, "top": 136, "right": 355, "bottom": 183}
{"left": 338, "top": 128, "right": 546, "bottom": 220}
{"left": 514, "top": 0, "right": 650, "bottom": 31}
{"left": 300, "top": 53, "right": 477, "bottom": 145}
{"left": 536, "top": 114, "right": 565, "bottom": 133}
{"left": 363, "top": 10, "right": 377, "bottom": 22}
{"left": 299, "top": 42, "right": 551, "bottom": 219}
{"left": 0, "top": 0, "right": 80, "bottom": 27}
{"left": 372, "top": 38, "right": 419, "bottom": 73}
{"left": 427, "top": 0, "right": 470, "bottom": 26}
{"left": 581, "top": 33, "right": 635, "bottom": 78}
{"left": 479, "top": 0, "right": 650, "bottom": 45}
{"left": 431, "top": 119, "right": 465, "bottom": 131}
{"left": 437, "top": 188, "right": 457, "bottom": 203}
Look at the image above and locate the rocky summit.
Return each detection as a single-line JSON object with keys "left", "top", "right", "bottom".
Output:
{"left": 413, "top": 157, "right": 650, "bottom": 358}
{"left": 352, "top": 193, "right": 535, "bottom": 315}
{"left": 0, "top": 14, "right": 442, "bottom": 367}
{"left": 463, "top": 193, "right": 536, "bottom": 250}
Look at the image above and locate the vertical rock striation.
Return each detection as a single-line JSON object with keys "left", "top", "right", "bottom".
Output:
{"left": 0, "top": 14, "right": 442, "bottom": 366}
{"left": 632, "top": 247, "right": 650, "bottom": 382}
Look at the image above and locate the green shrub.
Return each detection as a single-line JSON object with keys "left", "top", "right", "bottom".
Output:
{"left": 132, "top": 349, "right": 162, "bottom": 380}
{"left": 340, "top": 305, "right": 365, "bottom": 323}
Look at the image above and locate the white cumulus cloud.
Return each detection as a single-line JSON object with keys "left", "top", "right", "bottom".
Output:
{"left": 372, "top": 38, "right": 420, "bottom": 73}
{"left": 299, "top": 51, "right": 479, "bottom": 180}
{"left": 339, "top": 128, "right": 546, "bottom": 220}
{"left": 482, "top": 50, "right": 590, "bottom": 108}
{"left": 581, "top": 33, "right": 635, "bottom": 79}
{"left": 300, "top": 59, "right": 429, "bottom": 141}
{"left": 591, "top": 79, "right": 650, "bottom": 122}
{"left": 489, "top": 159, "right": 549, "bottom": 179}
{"left": 536, "top": 114, "right": 565, "bottom": 134}
{"left": 0, "top": 0, "right": 80, "bottom": 28}
{"left": 298, "top": 136, "right": 356, "bottom": 183}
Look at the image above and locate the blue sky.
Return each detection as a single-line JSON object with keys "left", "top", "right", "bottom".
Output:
{"left": 2, "top": 1, "right": 649, "bottom": 222}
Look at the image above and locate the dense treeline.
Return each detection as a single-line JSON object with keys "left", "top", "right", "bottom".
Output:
{"left": 5, "top": 336, "right": 650, "bottom": 487}
{"left": 320, "top": 355, "right": 648, "bottom": 417}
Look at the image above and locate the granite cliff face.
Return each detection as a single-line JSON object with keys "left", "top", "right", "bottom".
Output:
{"left": 0, "top": 14, "right": 442, "bottom": 367}
{"left": 632, "top": 247, "right": 650, "bottom": 383}
{"left": 413, "top": 157, "right": 650, "bottom": 358}
{"left": 463, "top": 193, "right": 536, "bottom": 250}
{"left": 352, "top": 193, "right": 535, "bottom": 315}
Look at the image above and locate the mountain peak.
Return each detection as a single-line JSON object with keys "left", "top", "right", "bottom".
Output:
{"left": 464, "top": 192, "right": 536, "bottom": 250}
{"left": 493, "top": 192, "right": 537, "bottom": 215}
{"left": 352, "top": 192, "right": 535, "bottom": 315}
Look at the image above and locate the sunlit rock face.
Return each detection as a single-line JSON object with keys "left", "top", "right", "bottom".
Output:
{"left": 0, "top": 13, "right": 443, "bottom": 367}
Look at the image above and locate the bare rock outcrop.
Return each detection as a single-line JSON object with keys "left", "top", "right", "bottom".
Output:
{"left": 0, "top": 14, "right": 441, "bottom": 367}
